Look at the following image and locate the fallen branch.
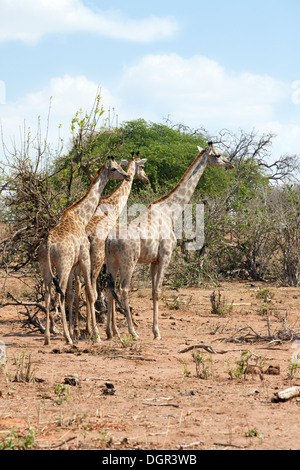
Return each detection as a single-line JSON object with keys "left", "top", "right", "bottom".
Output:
{"left": 178, "top": 344, "right": 217, "bottom": 354}
{"left": 178, "top": 344, "right": 235, "bottom": 355}
{"left": 0, "top": 291, "right": 46, "bottom": 313}
{"left": 0, "top": 291, "right": 46, "bottom": 333}
{"left": 21, "top": 308, "right": 45, "bottom": 334}
{"left": 218, "top": 319, "right": 300, "bottom": 345}
{"left": 107, "top": 354, "right": 156, "bottom": 362}
{"left": 177, "top": 441, "right": 204, "bottom": 449}
{"left": 272, "top": 386, "right": 300, "bottom": 403}
{"left": 213, "top": 442, "right": 245, "bottom": 449}
{"left": 223, "top": 324, "right": 272, "bottom": 343}
{"left": 142, "top": 402, "right": 180, "bottom": 409}
{"left": 36, "top": 436, "right": 76, "bottom": 449}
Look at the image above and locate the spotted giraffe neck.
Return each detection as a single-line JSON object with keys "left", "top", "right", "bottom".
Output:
{"left": 150, "top": 149, "right": 207, "bottom": 210}
{"left": 63, "top": 165, "right": 110, "bottom": 227}
{"left": 94, "top": 159, "right": 136, "bottom": 219}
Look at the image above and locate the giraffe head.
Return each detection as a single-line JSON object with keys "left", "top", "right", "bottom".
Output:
{"left": 120, "top": 151, "right": 150, "bottom": 184}
{"left": 198, "top": 142, "right": 234, "bottom": 170}
{"left": 104, "top": 156, "right": 132, "bottom": 181}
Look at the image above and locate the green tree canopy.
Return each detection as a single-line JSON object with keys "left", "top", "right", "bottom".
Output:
{"left": 52, "top": 118, "right": 271, "bottom": 207}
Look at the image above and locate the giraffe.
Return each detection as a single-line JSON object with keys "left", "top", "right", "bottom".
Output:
{"left": 39, "top": 157, "right": 131, "bottom": 346}
{"left": 105, "top": 143, "right": 234, "bottom": 340}
{"left": 73, "top": 152, "right": 149, "bottom": 337}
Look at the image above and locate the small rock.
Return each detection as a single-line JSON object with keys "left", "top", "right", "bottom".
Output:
{"left": 264, "top": 365, "right": 280, "bottom": 375}
{"left": 102, "top": 382, "right": 115, "bottom": 395}
{"left": 51, "top": 348, "right": 61, "bottom": 354}
{"left": 181, "top": 390, "right": 195, "bottom": 396}
{"left": 64, "top": 375, "right": 80, "bottom": 386}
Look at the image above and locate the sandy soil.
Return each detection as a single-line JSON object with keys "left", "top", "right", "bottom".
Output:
{"left": 0, "top": 280, "right": 299, "bottom": 451}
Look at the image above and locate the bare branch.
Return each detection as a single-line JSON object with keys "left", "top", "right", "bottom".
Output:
{"left": 214, "top": 128, "right": 300, "bottom": 182}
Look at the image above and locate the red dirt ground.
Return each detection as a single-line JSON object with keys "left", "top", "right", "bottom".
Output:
{"left": 0, "top": 280, "right": 299, "bottom": 450}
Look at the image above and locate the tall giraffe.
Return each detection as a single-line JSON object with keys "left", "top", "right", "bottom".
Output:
{"left": 39, "top": 157, "right": 131, "bottom": 346}
{"left": 105, "top": 143, "right": 234, "bottom": 340}
{"left": 74, "top": 152, "right": 149, "bottom": 337}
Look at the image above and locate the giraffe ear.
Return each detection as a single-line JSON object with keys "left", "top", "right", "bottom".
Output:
{"left": 138, "top": 159, "right": 147, "bottom": 165}
{"left": 197, "top": 146, "right": 204, "bottom": 152}
{"left": 120, "top": 159, "right": 129, "bottom": 167}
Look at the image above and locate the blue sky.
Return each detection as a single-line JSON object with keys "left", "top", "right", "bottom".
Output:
{"left": 1, "top": 0, "right": 300, "bottom": 161}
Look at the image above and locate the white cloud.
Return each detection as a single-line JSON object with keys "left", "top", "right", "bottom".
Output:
{"left": 117, "top": 54, "right": 289, "bottom": 131}
{"left": 0, "top": 75, "right": 118, "bottom": 154}
{"left": 1, "top": 55, "right": 299, "bottom": 164}
{"left": 261, "top": 121, "right": 300, "bottom": 158}
{"left": 0, "top": 0, "right": 178, "bottom": 44}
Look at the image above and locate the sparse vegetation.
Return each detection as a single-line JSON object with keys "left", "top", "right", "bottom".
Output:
{"left": 0, "top": 427, "right": 36, "bottom": 450}
{"left": 54, "top": 384, "right": 70, "bottom": 405}
{"left": 164, "top": 293, "right": 192, "bottom": 311}
{"left": 210, "top": 290, "right": 233, "bottom": 316}
{"left": 13, "top": 352, "right": 38, "bottom": 383}
{"left": 193, "top": 350, "right": 212, "bottom": 379}
{"left": 255, "top": 287, "right": 274, "bottom": 301}
{"left": 245, "top": 428, "right": 264, "bottom": 440}
{"left": 226, "top": 351, "right": 266, "bottom": 380}
{"left": 287, "top": 353, "right": 300, "bottom": 379}
{"left": 181, "top": 360, "right": 191, "bottom": 377}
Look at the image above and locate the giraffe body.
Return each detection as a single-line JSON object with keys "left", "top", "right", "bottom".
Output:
{"left": 39, "top": 158, "right": 131, "bottom": 345}
{"left": 105, "top": 144, "right": 234, "bottom": 340}
{"left": 74, "top": 155, "right": 149, "bottom": 337}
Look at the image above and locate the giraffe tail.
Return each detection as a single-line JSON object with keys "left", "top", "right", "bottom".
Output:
{"left": 105, "top": 273, "right": 126, "bottom": 316}
{"left": 52, "top": 277, "right": 65, "bottom": 302}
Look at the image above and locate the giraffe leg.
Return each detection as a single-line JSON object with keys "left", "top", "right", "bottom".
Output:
{"left": 151, "top": 257, "right": 172, "bottom": 340}
{"left": 41, "top": 256, "right": 56, "bottom": 344}
{"left": 150, "top": 262, "right": 161, "bottom": 340}
{"left": 119, "top": 265, "right": 139, "bottom": 340}
{"left": 44, "top": 283, "right": 52, "bottom": 345}
{"left": 73, "top": 270, "right": 81, "bottom": 339}
{"left": 84, "top": 285, "right": 92, "bottom": 336}
{"left": 106, "top": 265, "right": 118, "bottom": 339}
{"left": 87, "top": 241, "right": 105, "bottom": 335}
{"left": 85, "top": 263, "right": 101, "bottom": 337}
{"left": 66, "top": 268, "right": 75, "bottom": 339}
{"left": 106, "top": 289, "right": 115, "bottom": 339}
{"left": 54, "top": 267, "right": 73, "bottom": 345}
{"left": 79, "top": 247, "right": 100, "bottom": 343}
{"left": 50, "top": 293, "right": 59, "bottom": 335}
{"left": 39, "top": 242, "right": 51, "bottom": 345}
{"left": 59, "top": 292, "right": 73, "bottom": 345}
